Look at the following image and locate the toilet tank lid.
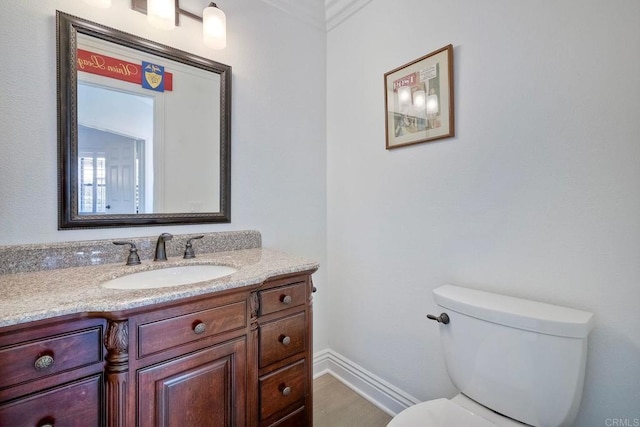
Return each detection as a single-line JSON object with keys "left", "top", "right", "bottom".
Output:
{"left": 433, "top": 285, "right": 594, "bottom": 338}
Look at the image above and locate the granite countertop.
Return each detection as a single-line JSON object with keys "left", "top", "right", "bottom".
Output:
{"left": 0, "top": 248, "right": 318, "bottom": 328}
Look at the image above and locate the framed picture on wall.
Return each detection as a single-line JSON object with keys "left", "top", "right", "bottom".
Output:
{"left": 384, "top": 44, "right": 455, "bottom": 149}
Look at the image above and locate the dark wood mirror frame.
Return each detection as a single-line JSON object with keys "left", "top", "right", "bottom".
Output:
{"left": 56, "top": 11, "right": 231, "bottom": 229}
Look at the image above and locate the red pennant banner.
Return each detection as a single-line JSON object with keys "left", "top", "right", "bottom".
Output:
{"left": 77, "top": 49, "right": 173, "bottom": 91}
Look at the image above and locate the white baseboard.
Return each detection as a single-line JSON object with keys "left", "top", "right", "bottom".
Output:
{"left": 313, "top": 349, "right": 420, "bottom": 417}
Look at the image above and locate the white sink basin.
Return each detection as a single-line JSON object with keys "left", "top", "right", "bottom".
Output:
{"left": 101, "top": 265, "right": 237, "bottom": 290}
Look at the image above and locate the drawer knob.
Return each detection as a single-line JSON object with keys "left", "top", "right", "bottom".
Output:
{"left": 281, "top": 295, "right": 292, "bottom": 305}
{"left": 280, "top": 385, "right": 292, "bottom": 396}
{"left": 279, "top": 335, "right": 291, "bottom": 345}
{"left": 34, "top": 355, "right": 54, "bottom": 370}
{"left": 37, "top": 417, "right": 54, "bottom": 427}
{"left": 193, "top": 322, "right": 207, "bottom": 335}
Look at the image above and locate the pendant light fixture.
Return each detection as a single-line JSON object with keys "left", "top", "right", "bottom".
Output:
{"left": 128, "top": 1, "right": 227, "bottom": 49}
{"left": 146, "top": 0, "right": 176, "bottom": 30}
{"left": 203, "top": 3, "right": 226, "bottom": 49}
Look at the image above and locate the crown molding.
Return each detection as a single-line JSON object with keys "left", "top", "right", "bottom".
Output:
{"left": 325, "top": 0, "right": 373, "bottom": 31}
{"left": 259, "top": 0, "right": 327, "bottom": 30}
{"left": 256, "top": 0, "right": 372, "bottom": 31}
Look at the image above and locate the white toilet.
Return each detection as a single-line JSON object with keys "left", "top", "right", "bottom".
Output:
{"left": 388, "top": 284, "right": 594, "bottom": 427}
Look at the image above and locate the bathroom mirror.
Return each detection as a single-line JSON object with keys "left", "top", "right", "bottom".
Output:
{"left": 56, "top": 11, "right": 231, "bottom": 229}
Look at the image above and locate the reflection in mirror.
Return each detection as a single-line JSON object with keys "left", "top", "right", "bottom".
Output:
{"left": 78, "top": 84, "right": 151, "bottom": 215}
{"left": 57, "top": 11, "right": 231, "bottom": 228}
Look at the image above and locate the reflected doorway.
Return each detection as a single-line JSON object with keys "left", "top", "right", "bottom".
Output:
{"left": 78, "top": 126, "right": 145, "bottom": 214}
{"left": 78, "top": 81, "right": 156, "bottom": 214}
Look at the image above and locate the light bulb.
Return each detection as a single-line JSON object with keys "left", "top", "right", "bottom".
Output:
{"left": 203, "top": 3, "right": 227, "bottom": 49}
{"left": 147, "top": 0, "right": 175, "bottom": 30}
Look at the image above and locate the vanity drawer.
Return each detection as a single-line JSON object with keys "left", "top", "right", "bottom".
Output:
{"left": 265, "top": 406, "right": 306, "bottom": 427}
{"left": 0, "top": 374, "right": 101, "bottom": 426}
{"left": 259, "top": 312, "right": 306, "bottom": 367}
{"left": 259, "top": 359, "right": 306, "bottom": 421}
{"left": 259, "top": 282, "right": 307, "bottom": 316}
{"left": 138, "top": 301, "right": 246, "bottom": 357}
{"left": 0, "top": 327, "right": 103, "bottom": 389}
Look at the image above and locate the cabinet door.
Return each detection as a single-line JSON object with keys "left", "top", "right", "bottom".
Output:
{"left": 137, "top": 337, "right": 246, "bottom": 427}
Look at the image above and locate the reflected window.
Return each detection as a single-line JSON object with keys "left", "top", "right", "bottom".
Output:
{"left": 79, "top": 154, "right": 106, "bottom": 213}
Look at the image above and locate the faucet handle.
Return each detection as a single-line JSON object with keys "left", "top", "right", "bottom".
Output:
{"left": 183, "top": 235, "right": 205, "bottom": 259}
{"left": 113, "top": 241, "right": 141, "bottom": 266}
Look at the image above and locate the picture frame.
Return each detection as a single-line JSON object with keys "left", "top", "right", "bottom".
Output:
{"left": 384, "top": 44, "right": 454, "bottom": 149}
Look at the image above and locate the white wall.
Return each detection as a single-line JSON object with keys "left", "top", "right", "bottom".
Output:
{"left": 4, "top": 0, "right": 639, "bottom": 423}
{"left": 0, "top": 0, "right": 328, "bottom": 351}
{"left": 327, "top": 0, "right": 640, "bottom": 425}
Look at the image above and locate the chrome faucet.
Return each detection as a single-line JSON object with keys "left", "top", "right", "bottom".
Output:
{"left": 154, "top": 233, "right": 173, "bottom": 261}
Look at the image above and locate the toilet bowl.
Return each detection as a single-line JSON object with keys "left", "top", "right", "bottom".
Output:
{"left": 388, "top": 394, "right": 526, "bottom": 426}
{"left": 387, "top": 284, "right": 594, "bottom": 427}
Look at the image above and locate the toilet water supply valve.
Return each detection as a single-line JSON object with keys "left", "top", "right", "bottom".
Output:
{"left": 427, "top": 313, "right": 450, "bottom": 324}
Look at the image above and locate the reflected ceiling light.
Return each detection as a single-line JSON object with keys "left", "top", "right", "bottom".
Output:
{"left": 413, "top": 90, "right": 426, "bottom": 109}
{"left": 397, "top": 86, "right": 412, "bottom": 107}
{"left": 131, "top": 0, "right": 227, "bottom": 49}
{"left": 82, "top": 0, "right": 111, "bottom": 8}
{"left": 426, "top": 94, "right": 439, "bottom": 115}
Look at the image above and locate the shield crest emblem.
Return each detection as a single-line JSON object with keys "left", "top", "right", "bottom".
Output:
{"left": 142, "top": 62, "right": 165, "bottom": 92}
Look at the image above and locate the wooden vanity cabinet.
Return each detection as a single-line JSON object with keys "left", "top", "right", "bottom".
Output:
{"left": 256, "top": 275, "right": 314, "bottom": 427}
{"left": 0, "top": 271, "right": 315, "bottom": 427}
{"left": 115, "top": 290, "right": 249, "bottom": 427}
{"left": 0, "top": 316, "right": 106, "bottom": 427}
{"left": 137, "top": 337, "right": 247, "bottom": 426}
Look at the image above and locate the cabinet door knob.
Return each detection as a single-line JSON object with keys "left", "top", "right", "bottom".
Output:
{"left": 34, "top": 354, "right": 54, "bottom": 370}
{"left": 280, "top": 385, "right": 292, "bottom": 396}
{"left": 279, "top": 335, "right": 291, "bottom": 345}
{"left": 193, "top": 322, "right": 207, "bottom": 334}
{"left": 280, "top": 295, "right": 292, "bottom": 305}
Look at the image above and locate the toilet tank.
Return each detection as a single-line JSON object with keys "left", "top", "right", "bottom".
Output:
{"left": 433, "top": 285, "right": 594, "bottom": 427}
